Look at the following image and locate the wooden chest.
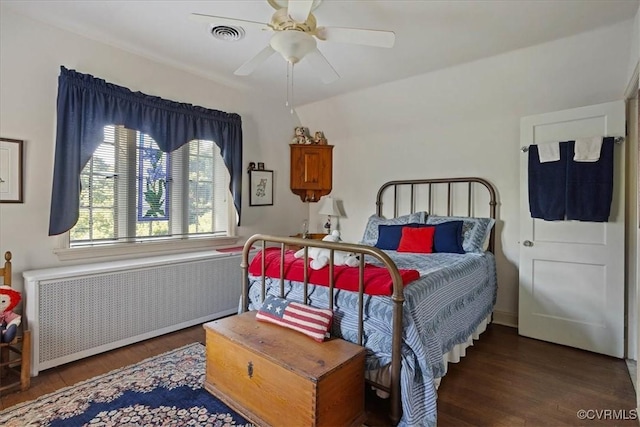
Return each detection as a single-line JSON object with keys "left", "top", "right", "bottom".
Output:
{"left": 203, "top": 311, "right": 366, "bottom": 427}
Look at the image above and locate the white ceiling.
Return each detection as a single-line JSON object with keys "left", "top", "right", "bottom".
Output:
{"left": 4, "top": 0, "right": 639, "bottom": 106}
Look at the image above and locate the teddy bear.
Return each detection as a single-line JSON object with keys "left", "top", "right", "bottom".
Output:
{"left": 294, "top": 230, "right": 359, "bottom": 270}
{"left": 313, "top": 131, "right": 327, "bottom": 145}
{"left": 292, "top": 126, "right": 313, "bottom": 144}
{"left": 0, "top": 285, "right": 22, "bottom": 343}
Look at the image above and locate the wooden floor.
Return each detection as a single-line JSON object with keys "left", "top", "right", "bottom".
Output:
{"left": 1, "top": 323, "right": 636, "bottom": 426}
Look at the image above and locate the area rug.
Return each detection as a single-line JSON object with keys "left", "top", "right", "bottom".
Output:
{"left": 0, "top": 343, "right": 252, "bottom": 426}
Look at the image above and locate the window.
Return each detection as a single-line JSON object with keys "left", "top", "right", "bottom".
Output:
{"left": 70, "top": 125, "right": 232, "bottom": 247}
{"left": 51, "top": 68, "right": 242, "bottom": 239}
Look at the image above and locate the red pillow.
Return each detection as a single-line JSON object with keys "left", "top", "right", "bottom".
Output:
{"left": 397, "top": 226, "right": 435, "bottom": 253}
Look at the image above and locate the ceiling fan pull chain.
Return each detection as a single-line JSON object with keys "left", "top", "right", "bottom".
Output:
{"left": 290, "top": 63, "right": 295, "bottom": 114}
{"left": 286, "top": 61, "right": 290, "bottom": 108}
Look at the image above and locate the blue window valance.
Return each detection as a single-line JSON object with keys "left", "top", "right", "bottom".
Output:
{"left": 49, "top": 66, "right": 243, "bottom": 236}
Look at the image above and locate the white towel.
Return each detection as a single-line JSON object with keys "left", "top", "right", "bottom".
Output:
{"left": 537, "top": 141, "right": 560, "bottom": 163}
{"left": 574, "top": 137, "right": 603, "bottom": 162}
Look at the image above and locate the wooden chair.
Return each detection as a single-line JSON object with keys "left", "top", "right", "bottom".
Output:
{"left": 0, "top": 251, "right": 31, "bottom": 393}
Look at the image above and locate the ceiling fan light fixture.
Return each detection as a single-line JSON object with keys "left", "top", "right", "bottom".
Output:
{"left": 270, "top": 31, "right": 317, "bottom": 64}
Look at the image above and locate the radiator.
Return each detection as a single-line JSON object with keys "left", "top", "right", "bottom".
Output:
{"left": 23, "top": 251, "right": 244, "bottom": 376}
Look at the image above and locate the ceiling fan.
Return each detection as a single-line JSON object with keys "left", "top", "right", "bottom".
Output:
{"left": 190, "top": 0, "right": 396, "bottom": 84}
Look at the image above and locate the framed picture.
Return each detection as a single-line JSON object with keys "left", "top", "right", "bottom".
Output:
{"left": 0, "top": 138, "right": 24, "bottom": 203}
{"left": 249, "top": 169, "right": 273, "bottom": 206}
{"left": 257, "top": 162, "right": 265, "bottom": 170}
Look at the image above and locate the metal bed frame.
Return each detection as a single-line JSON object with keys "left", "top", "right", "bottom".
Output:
{"left": 240, "top": 177, "right": 497, "bottom": 424}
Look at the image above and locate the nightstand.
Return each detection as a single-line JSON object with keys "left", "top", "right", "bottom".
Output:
{"left": 287, "top": 233, "right": 328, "bottom": 251}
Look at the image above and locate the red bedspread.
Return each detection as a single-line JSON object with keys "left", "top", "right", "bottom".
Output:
{"left": 248, "top": 248, "right": 420, "bottom": 296}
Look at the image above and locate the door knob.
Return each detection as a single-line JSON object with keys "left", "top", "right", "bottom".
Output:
{"left": 523, "top": 240, "right": 533, "bottom": 247}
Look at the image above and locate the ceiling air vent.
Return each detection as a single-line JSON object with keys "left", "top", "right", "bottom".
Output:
{"left": 210, "top": 25, "right": 245, "bottom": 42}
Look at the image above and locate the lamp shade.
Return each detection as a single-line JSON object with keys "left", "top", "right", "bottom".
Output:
{"left": 318, "top": 197, "right": 345, "bottom": 217}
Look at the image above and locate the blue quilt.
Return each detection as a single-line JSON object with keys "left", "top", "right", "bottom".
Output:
{"left": 247, "top": 251, "right": 497, "bottom": 427}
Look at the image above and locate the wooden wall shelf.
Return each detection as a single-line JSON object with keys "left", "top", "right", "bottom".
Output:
{"left": 290, "top": 144, "right": 333, "bottom": 202}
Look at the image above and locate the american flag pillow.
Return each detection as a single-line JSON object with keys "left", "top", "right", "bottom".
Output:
{"left": 256, "top": 295, "right": 333, "bottom": 342}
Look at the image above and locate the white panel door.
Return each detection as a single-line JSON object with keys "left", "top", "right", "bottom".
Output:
{"left": 519, "top": 101, "right": 625, "bottom": 358}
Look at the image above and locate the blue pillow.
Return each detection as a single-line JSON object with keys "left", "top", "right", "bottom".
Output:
{"left": 426, "top": 215, "right": 495, "bottom": 253}
{"left": 375, "top": 223, "right": 425, "bottom": 250}
{"left": 432, "top": 221, "right": 465, "bottom": 254}
{"left": 360, "top": 212, "right": 426, "bottom": 246}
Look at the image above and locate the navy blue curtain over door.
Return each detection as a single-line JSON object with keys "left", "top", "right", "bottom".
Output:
{"left": 49, "top": 66, "right": 243, "bottom": 236}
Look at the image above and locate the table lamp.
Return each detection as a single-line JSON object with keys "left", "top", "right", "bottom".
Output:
{"left": 318, "top": 197, "right": 345, "bottom": 234}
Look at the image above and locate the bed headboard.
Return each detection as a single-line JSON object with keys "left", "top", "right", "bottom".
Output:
{"left": 375, "top": 177, "right": 498, "bottom": 253}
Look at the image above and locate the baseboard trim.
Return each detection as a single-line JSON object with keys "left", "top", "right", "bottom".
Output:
{"left": 493, "top": 310, "right": 518, "bottom": 328}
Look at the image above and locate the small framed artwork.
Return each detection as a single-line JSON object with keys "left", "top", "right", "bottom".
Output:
{"left": 257, "top": 162, "right": 265, "bottom": 170}
{"left": 249, "top": 169, "right": 273, "bottom": 206}
{"left": 0, "top": 138, "right": 24, "bottom": 203}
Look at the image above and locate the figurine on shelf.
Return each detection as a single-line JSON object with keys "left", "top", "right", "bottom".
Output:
{"left": 314, "top": 131, "right": 327, "bottom": 145}
{"left": 292, "top": 126, "right": 313, "bottom": 144}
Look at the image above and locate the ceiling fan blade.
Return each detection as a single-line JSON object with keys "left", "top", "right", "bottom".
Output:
{"left": 316, "top": 26, "right": 396, "bottom": 48}
{"left": 234, "top": 45, "right": 277, "bottom": 76}
{"left": 287, "top": 0, "right": 314, "bottom": 23}
{"left": 190, "top": 13, "right": 270, "bottom": 31}
{"left": 305, "top": 48, "right": 339, "bottom": 84}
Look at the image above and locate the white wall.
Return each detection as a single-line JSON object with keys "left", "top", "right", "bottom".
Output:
{"left": 629, "top": 10, "right": 640, "bottom": 88}
{"left": 0, "top": 8, "right": 306, "bottom": 293}
{"left": 296, "top": 20, "right": 635, "bottom": 322}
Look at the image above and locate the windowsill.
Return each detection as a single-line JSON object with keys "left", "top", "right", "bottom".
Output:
{"left": 54, "top": 236, "right": 242, "bottom": 262}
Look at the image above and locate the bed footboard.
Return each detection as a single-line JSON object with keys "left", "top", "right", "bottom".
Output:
{"left": 241, "top": 235, "right": 405, "bottom": 424}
